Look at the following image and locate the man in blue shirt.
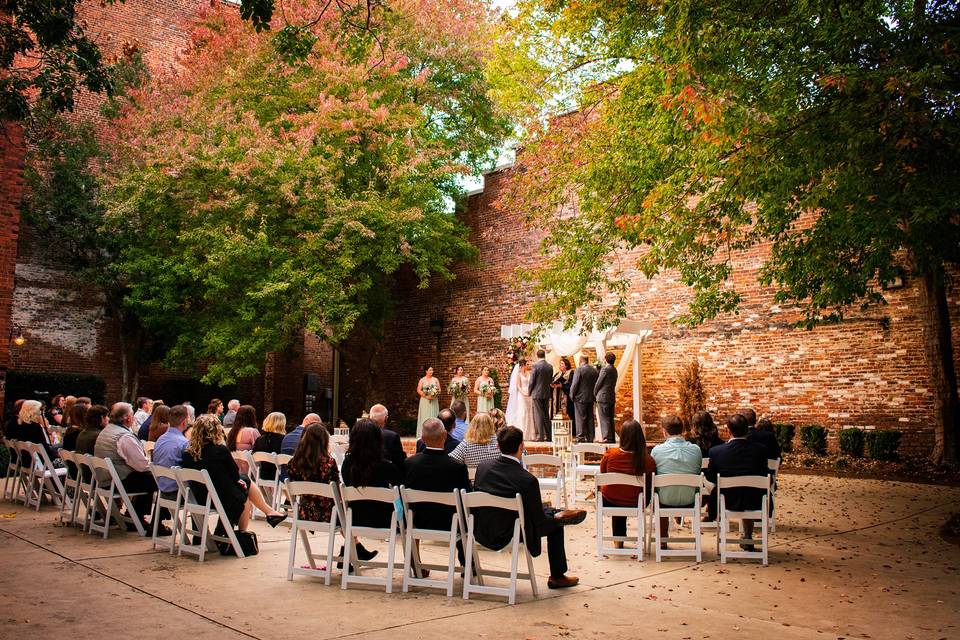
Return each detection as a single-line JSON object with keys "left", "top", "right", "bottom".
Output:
{"left": 281, "top": 413, "right": 323, "bottom": 455}
{"left": 152, "top": 405, "right": 191, "bottom": 535}
{"left": 450, "top": 400, "right": 469, "bottom": 441}
{"left": 650, "top": 415, "right": 703, "bottom": 548}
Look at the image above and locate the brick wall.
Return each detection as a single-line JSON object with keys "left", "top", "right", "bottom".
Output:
{"left": 342, "top": 166, "right": 958, "bottom": 457}
{"left": 0, "top": 121, "right": 25, "bottom": 416}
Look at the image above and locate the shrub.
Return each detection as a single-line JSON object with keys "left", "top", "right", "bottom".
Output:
{"left": 677, "top": 357, "right": 706, "bottom": 432}
{"left": 866, "top": 430, "right": 902, "bottom": 461}
{"left": 4, "top": 370, "right": 107, "bottom": 415}
{"left": 773, "top": 423, "right": 796, "bottom": 453}
{"left": 799, "top": 424, "right": 827, "bottom": 455}
{"left": 838, "top": 428, "right": 865, "bottom": 457}
{"left": 835, "top": 458, "right": 850, "bottom": 469}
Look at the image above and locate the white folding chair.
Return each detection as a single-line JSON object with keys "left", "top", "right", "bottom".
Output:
{"left": 285, "top": 480, "right": 345, "bottom": 585}
{"left": 75, "top": 454, "right": 98, "bottom": 532}
{"left": 717, "top": 475, "right": 771, "bottom": 565}
{"left": 768, "top": 458, "right": 781, "bottom": 533}
{"left": 275, "top": 454, "right": 293, "bottom": 512}
{"left": 2, "top": 439, "right": 22, "bottom": 501}
{"left": 571, "top": 443, "right": 607, "bottom": 504}
{"left": 88, "top": 456, "right": 148, "bottom": 538}
{"left": 27, "top": 444, "right": 66, "bottom": 510}
{"left": 143, "top": 441, "right": 155, "bottom": 461}
{"left": 149, "top": 464, "right": 182, "bottom": 554}
{"left": 15, "top": 442, "right": 35, "bottom": 506}
{"left": 400, "top": 487, "right": 462, "bottom": 597}
{"left": 595, "top": 472, "right": 648, "bottom": 560}
{"left": 175, "top": 467, "right": 246, "bottom": 561}
{"left": 460, "top": 489, "right": 538, "bottom": 605}
{"left": 651, "top": 473, "right": 703, "bottom": 562}
{"left": 340, "top": 485, "right": 403, "bottom": 593}
{"left": 524, "top": 454, "right": 567, "bottom": 509}
{"left": 58, "top": 450, "right": 82, "bottom": 524}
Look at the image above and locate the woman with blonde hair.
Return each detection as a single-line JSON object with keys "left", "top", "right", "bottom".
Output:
{"left": 449, "top": 412, "right": 501, "bottom": 469}
{"left": 16, "top": 399, "right": 59, "bottom": 465}
{"left": 252, "top": 411, "right": 286, "bottom": 481}
{"left": 181, "top": 414, "right": 286, "bottom": 532}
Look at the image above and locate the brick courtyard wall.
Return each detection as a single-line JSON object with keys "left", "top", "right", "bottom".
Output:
{"left": 345, "top": 166, "right": 959, "bottom": 457}
{"left": 0, "top": 122, "right": 25, "bottom": 417}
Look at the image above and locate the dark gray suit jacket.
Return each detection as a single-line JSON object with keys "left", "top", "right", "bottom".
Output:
{"left": 528, "top": 359, "right": 554, "bottom": 400}
{"left": 570, "top": 364, "right": 598, "bottom": 403}
{"left": 594, "top": 363, "right": 617, "bottom": 404}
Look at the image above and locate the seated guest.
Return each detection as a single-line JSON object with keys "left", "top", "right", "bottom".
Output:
{"left": 182, "top": 414, "right": 287, "bottom": 533}
{"left": 152, "top": 405, "right": 191, "bottom": 525}
{"left": 473, "top": 426, "right": 586, "bottom": 589}
{"left": 4, "top": 399, "right": 26, "bottom": 439}
{"left": 688, "top": 410, "right": 724, "bottom": 456}
{"left": 340, "top": 419, "right": 400, "bottom": 562}
{"left": 61, "top": 403, "right": 89, "bottom": 478}
{"left": 599, "top": 420, "right": 656, "bottom": 547}
{"left": 741, "top": 408, "right": 781, "bottom": 460}
{"left": 76, "top": 405, "right": 109, "bottom": 458}
{"left": 94, "top": 402, "right": 159, "bottom": 531}
{"left": 650, "top": 415, "right": 703, "bottom": 546}
{"left": 449, "top": 412, "right": 501, "bottom": 471}
{"left": 281, "top": 413, "right": 322, "bottom": 455}
{"left": 16, "top": 400, "right": 60, "bottom": 466}
{"left": 405, "top": 418, "right": 470, "bottom": 529}
{"left": 285, "top": 423, "right": 340, "bottom": 522}
{"left": 207, "top": 399, "right": 224, "bottom": 423}
{"left": 48, "top": 394, "right": 65, "bottom": 426}
{"left": 252, "top": 411, "right": 287, "bottom": 481}
{"left": 704, "top": 414, "right": 770, "bottom": 549}
{"left": 147, "top": 404, "right": 171, "bottom": 442}
{"left": 487, "top": 407, "right": 507, "bottom": 432}
{"left": 417, "top": 408, "right": 460, "bottom": 453}
{"left": 369, "top": 404, "right": 406, "bottom": 470}
{"left": 223, "top": 399, "right": 240, "bottom": 429}
{"left": 449, "top": 400, "right": 469, "bottom": 441}
{"left": 133, "top": 397, "right": 152, "bottom": 428}
{"left": 226, "top": 405, "right": 261, "bottom": 474}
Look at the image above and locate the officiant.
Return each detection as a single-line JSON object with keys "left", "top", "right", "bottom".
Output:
{"left": 551, "top": 357, "right": 576, "bottom": 431}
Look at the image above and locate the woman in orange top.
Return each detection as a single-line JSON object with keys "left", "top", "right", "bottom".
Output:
{"left": 599, "top": 420, "right": 656, "bottom": 545}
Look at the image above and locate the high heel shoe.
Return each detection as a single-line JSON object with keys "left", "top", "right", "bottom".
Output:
{"left": 267, "top": 514, "right": 288, "bottom": 528}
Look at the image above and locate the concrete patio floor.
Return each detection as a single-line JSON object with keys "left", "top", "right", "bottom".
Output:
{"left": 1, "top": 474, "right": 959, "bottom": 640}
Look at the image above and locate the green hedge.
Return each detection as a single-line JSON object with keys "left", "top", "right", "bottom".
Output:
{"left": 866, "top": 430, "right": 901, "bottom": 461}
{"left": 839, "top": 428, "right": 865, "bottom": 457}
{"left": 4, "top": 370, "right": 107, "bottom": 415}
{"left": 799, "top": 424, "right": 828, "bottom": 455}
{"left": 773, "top": 423, "right": 796, "bottom": 453}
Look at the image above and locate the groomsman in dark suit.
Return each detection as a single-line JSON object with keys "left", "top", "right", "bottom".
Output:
{"left": 570, "top": 355, "right": 599, "bottom": 442}
{"left": 594, "top": 352, "right": 618, "bottom": 443}
{"left": 528, "top": 349, "right": 554, "bottom": 442}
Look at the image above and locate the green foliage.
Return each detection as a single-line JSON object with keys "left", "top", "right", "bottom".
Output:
{"left": 395, "top": 417, "right": 418, "bottom": 438}
{"left": 799, "top": 425, "right": 828, "bottom": 456}
{"left": 4, "top": 371, "right": 107, "bottom": 415}
{"left": 489, "top": 367, "right": 503, "bottom": 410}
{"left": 773, "top": 423, "right": 796, "bottom": 453}
{"left": 866, "top": 430, "right": 902, "bottom": 461}
{"left": 493, "top": 1, "right": 960, "bottom": 331}
{"left": 0, "top": 0, "right": 118, "bottom": 120}
{"left": 100, "top": 3, "right": 508, "bottom": 385}
{"left": 839, "top": 428, "right": 866, "bottom": 458}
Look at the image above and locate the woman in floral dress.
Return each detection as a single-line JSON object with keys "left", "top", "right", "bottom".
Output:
{"left": 285, "top": 424, "right": 339, "bottom": 523}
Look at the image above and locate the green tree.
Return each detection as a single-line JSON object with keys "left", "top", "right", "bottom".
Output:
{"left": 99, "top": 1, "right": 508, "bottom": 389}
{"left": 493, "top": 1, "right": 960, "bottom": 464}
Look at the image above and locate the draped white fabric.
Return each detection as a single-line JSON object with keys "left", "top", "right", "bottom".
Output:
{"left": 547, "top": 324, "right": 589, "bottom": 357}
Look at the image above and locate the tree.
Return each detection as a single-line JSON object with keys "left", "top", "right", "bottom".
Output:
{"left": 492, "top": 1, "right": 960, "bottom": 464}
{"left": 21, "top": 49, "right": 151, "bottom": 400}
{"left": 98, "top": 0, "right": 508, "bottom": 386}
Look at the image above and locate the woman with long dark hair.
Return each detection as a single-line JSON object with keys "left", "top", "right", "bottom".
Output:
{"left": 339, "top": 419, "right": 398, "bottom": 562}
{"left": 226, "top": 405, "right": 260, "bottom": 474}
{"left": 285, "top": 424, "right": 339, "bottom": 522}
{"left": 599, "top": 420, "right": 656, "bottom": 547}
{"left": 688, "top": 410, "right": 724, "bottom": 456}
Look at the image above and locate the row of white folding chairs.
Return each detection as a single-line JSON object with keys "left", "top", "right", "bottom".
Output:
{"left": 2, "top": 439, "right": 67, "bottom": 510}
{"left": 594, "top": 471, "right": 772, "bottom": 565}
{"left": 285, "top": 481, "right": 538, "bottom": 604}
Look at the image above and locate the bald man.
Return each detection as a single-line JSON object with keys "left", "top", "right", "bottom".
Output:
{"left": 281, "top": 413, "right": 323, "bottom": 456}
{"left": 370, "top": 403, "right": 407, "bottom": 470}
{"left": 404, "top": 418, "right": 470, "bottom": 540}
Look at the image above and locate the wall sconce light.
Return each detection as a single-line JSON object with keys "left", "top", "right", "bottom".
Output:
{"left": 12, "top": 328, "right": 26, "bottom": 347}
{"left": 429, "top": 316, "right": 445, "bottom": 351}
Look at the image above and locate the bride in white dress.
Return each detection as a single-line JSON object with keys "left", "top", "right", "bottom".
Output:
{"left": 504, "top": 362, "right": 521, "bottom": 426}
{"left": 515, "top": 359, "right": 537, "bottom": 441}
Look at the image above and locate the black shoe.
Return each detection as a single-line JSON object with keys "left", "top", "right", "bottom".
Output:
{"left": 356, "top": 543, "right": 379, "bottom": 562}
{"left": 267, "top": 514, "right": 288, "bottom": 528}
{"left": 553, "top": 509, "right": 588, "bottom": 526}
{"left": 155, "top": 525, "right": 173, "bottom": 537}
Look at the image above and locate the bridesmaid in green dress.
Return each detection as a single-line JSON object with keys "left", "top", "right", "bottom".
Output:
{"left": 448, "top": 365, "right": 470, "bottom": 421}
{"left": 474, "top": 366, "right": 496, "bottom": 414}
{"left": 416, "top": 366, "right": 441, "bottom": 438}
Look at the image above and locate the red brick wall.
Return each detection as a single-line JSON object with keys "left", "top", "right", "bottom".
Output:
{"left": 344, "top": 166, "right": 957, "bottom": 457}
{"left": 0, "top": 121, "right": 25, "bottom": 416}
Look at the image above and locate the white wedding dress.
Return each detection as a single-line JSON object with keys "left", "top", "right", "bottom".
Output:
{"left": 516, "top": 371, "right": 536, "bottom": 441}
{"left": 504, "top": 364, "right": 521, "bottom": 426}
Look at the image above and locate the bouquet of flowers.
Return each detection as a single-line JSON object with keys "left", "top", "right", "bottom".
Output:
{"left": 447, "top": 379, "right": 468, "bottom": 398}
{"left": 506, "top": 335, "right": 532, "bottom": 366}
{"left": 422, "top": 382, "right": 440, "bottom": 399}
{"left": 479, "top": 380, "right": 497, "bottom": 399}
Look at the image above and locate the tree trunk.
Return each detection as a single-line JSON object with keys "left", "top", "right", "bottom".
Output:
{"left": 118, "top": 321, "right": 129, "bottom": 402}
{"left": 921, "top": 266, "right": 959, "bottom": 466}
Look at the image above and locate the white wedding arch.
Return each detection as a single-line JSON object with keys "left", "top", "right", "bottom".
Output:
{"left": 500, "top": 320, "right": 653, "bottom": 421}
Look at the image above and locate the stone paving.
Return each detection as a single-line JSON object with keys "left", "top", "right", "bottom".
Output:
{"left": 1, "top": 474, "right": 959, "bottom": 639}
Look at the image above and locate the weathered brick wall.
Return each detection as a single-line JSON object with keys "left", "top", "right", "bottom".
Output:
{"left": 347, "top": 166, "right": 958, "bottom": 457}
{"left": 0, "top": 122, "right": 25, "bottom": 416}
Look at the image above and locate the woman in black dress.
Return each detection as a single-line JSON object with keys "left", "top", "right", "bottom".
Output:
{"left": 252, "top": 411, "right": 287, "bottom": 481}
{"left": 182, "top": 414, "right": 287, "bottom": 531}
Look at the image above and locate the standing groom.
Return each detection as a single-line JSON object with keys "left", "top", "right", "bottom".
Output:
{"left": 528, "top": 349, "right": 554, "bottom": 442}
{"left": 594, "top": 352, "right": 618, "bottom": 443}
{"left": 570, "top": 355, "right": 599, "bottom": 442}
